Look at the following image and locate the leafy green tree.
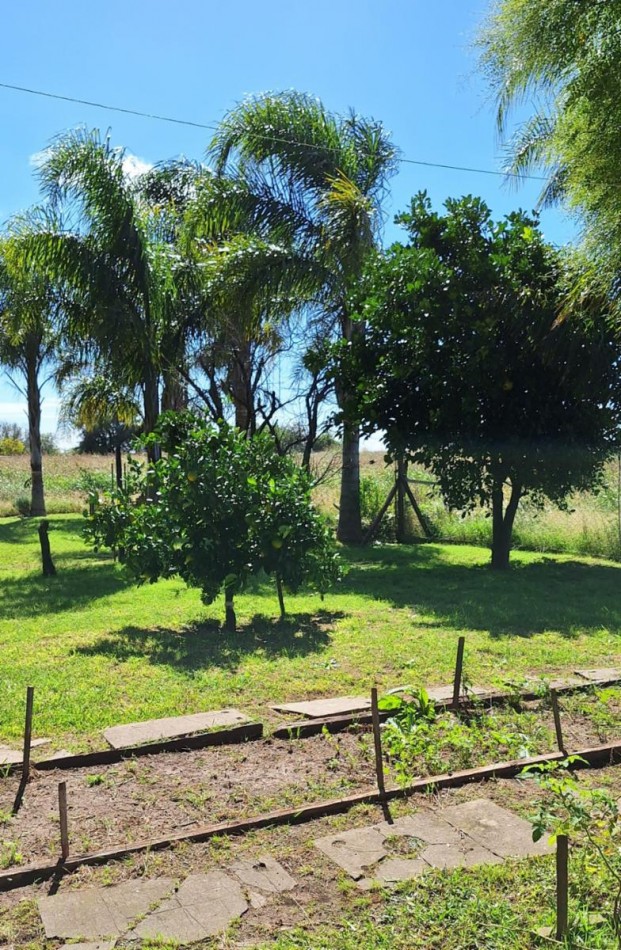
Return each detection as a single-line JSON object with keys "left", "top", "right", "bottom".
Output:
{"left": 86, "top": 412, "right": 341, "bottom": 630}
{"left": 478, "top": 0, "right": 621, "bottom": 293}
{"left": 0, "top": 233, "right": 61, "bottom": 515}
{"left": 343, "top": 194, "right": 621, "bottom": 568}
{"left": 209, "top": 91, "right": 398, "bottom": 542}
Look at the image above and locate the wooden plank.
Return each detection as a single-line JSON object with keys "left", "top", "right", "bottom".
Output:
{"left": 3, "top": 739, "right": 621, "bottom": 892}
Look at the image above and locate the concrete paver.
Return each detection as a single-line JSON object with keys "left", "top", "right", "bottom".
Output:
{"left": 441, "top": 799, "right": 553, "bottom": 859}
{"left": 271, "top": 696, "right": 371, "bottom": 718}
{"left": 315, "top": 799, "right": 551, "bottom": 887}
{"left": 38, "top": 878, "right": 174, "bottom": 939}
{"left": 59, "top": 943, "right": 116, "bottom": 950}
{"left": 314, "top": 826, "right": 387, "bottom": 880}
{"left": 131, "top": 871, "right": 248, "bottom": 943}
{"left": 575, "top": 668, "right": 621, "bottom": 683}
{"left": 103, "top": 709, "right": 251, "bottom": 749}
{"left": 230, "top": 855, "right": 296, "bottom": 893}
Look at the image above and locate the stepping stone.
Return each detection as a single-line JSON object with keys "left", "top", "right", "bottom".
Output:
{"left": 314, "top": 826, "right": 387, "bottom": 879}
{"left": 442, "top": 799, "right": 553, "bottom": 859}
{"left": 271, "top": 696, "right": 371, "bottom": 718}
{"left": 574, "top": 668, "right": 621, "bottom": 684}
{"left": 425, "top": 685, "right": 489, "bottom": 703}
{"left": 59, "top": 943, "right": 116, "bottom": 950}
{"left": 131, "top": 872, "right": 247, "bottom": 944}
{"left": 103, "top": 709, "right": 250, "bottom": 750}
{"left": 0, "top": 746, "right": 22, "bottom": 765}
{"left": 316, "top": 800, "right": 548, "bottom": 886}
{"left": 38, "top": 878, "right": 173, "bottom": 939}
{"left": 229, "top": 855, "right": 296, "bottom": 893}
{"left": 0, "top": 740, "right": 66, "bottom": 767}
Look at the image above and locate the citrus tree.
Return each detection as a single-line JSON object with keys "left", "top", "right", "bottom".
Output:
{"left": 85, "top": 412, "right": 341, "bottom": 630}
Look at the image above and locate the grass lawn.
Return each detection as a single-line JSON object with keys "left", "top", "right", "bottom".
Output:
{"left": 1, "top": 514, "right": 620, "bottom": 750}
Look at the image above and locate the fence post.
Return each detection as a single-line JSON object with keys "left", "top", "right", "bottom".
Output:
{"left": 556, "top": 834, "right": 569, "bottom": 940}
{"left": 452, "top": 637, "right": 465, "bottom": 709}
{"left": 58, "top": 781, "right": 69, "bottom": 860}
{"left": 371, "top": 687, "right": 386, "bottom": 799}
{"left": 22, "top": 686, "right": 34, "bottom": 780}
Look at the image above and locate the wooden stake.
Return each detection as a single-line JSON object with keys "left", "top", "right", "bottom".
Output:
{"left": 58, "top": 782, "right": 69, "bottom": 860}
{"left": 550, "top": 688, "right": 566, "bottom": 755}
{"left": 21, "top": 687, "right": 34, "bottom": 780}
{"left": 452, "top": 637, "right": 465, "bottom": 709}
{"left": 556, "top": 834, "right": 569, "bottom": 940}
{"left": 371, "top": 687, "right": 386, "bottom": 798}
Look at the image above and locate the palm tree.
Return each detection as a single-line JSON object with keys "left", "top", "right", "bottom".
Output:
{"left": 18, "top": 129, "right": 194, "bottom": 460}
{"left": 61, "top": 373, "right": 141, "bottom": 487}
{"left": 209, "top": 91, "right": 397, "bottom": 542}
{"left": 0, "top": 230, "right": 61, "bottom": 515}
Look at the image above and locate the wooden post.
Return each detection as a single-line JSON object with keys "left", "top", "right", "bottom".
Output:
{"left": 58, "top": 782, "right": 69, "bottom": 860}
{"left": 22, "top": 686, "right": 34, "bottom": 780}
{"left": 395, "top": 459, "right": 406, "bottom": 543}
{"left": 371, "top": 687, "right": 386, "bottom": 798}
{"left": 550, "top": 689, "right": 566, "bottom": 755}
{"left": 556, "top": 834, "right": 569, "bottom": 940}
{"left": 37, "top": 520, "right": 56, "bottom": 577}
{"left": 452, "top": 636, "right": 465, "bottom": 709}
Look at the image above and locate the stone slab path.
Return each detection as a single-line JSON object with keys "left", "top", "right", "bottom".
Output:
{"left": 575, "top": 668, "right": 621, "bottom": 683}
{"left": 38, "top": 856, "right": 295, "bottom": 945}
{"left": 36, "top": 800, "right": 552, "bottom": 944}
{"left": 314, "top": 798, "right": 552, "bottom": 888}
{"left": 271, "top": 696, "right": 372, "bottom": 718}
{"left": 103, "top": 708, "right": 251, "bottom": 749}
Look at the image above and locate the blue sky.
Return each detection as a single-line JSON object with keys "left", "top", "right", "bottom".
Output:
{"left": 1, "top": 0, "right": 575, "bottom": 442}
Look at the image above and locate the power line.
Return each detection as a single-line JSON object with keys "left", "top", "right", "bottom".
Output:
{"left": 0, "top": 79, "right": 550, "bottom": 183}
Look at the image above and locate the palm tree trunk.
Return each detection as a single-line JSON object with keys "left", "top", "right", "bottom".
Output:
{"left": 26, "top": 348, "right": 46, "bottom": 517}
{"left": 143, "top": 365, "right": 161, "bottom": 463}
{"left": 228, "top": 337, "right": 253, "bottom": 432}
{"left": 336, "top": 312, "right": 363, "bottom": 543}
{"left": 161, "top": 367, "right": 188, "bottom": 412}
{"left": 337, "top": 419, "right": 362, "bottom": 542}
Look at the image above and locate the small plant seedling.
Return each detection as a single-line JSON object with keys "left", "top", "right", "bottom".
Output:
{"left": 86, "top": 774, "right": 105, "bottom": 787}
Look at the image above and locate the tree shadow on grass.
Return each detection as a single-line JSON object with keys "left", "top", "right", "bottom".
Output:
{"left": 74, "top": 611, "right": 340, "bottom": 674}
{"left": 340, "top": 543, "right": 621, "bottom": 639}
{"left": 0, "top": 562, "right": 129, "bottom": 620}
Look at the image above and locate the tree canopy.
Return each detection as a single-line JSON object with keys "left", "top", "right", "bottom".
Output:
{"left": 479, "top": 1, "right": 621, "bottom": 293}
{"left": 342, "top": 193, "right": 621, "bottom": 567}
{"left": 86, "top": 413, "right": 342, "bottom": 630}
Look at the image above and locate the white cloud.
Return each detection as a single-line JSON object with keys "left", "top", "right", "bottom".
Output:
{"left": 29, "top": 147, "right": 51, "bottom": 170}
{"left": 122, "top": 153, "right": 152, "bottom": 180}
{"left": 29, "top": 148, "right": 152, "bottom": 181}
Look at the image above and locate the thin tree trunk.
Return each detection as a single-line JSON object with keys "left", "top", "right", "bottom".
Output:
{"left": 143, "top": 365, "right": 160, "bottom": 464}
{"left": 114, "top": 441, "right": 123, "bottom": 489}
{"left": 38, "top": 520, "right": 56, "bottom": 576}
{"left": 26, "top": 348, "right": 45, "bottom": 517}
{"left": 490, "top": 477, "right": 522, "bottom": 570}
{"left": 224, "top": 584, "right": 236, "bottom": 633}
{"left": 336, "top": 313, "right": 363, "bottom": 544}
{"left": 276, "top": 574, "right": 286, "bottom": 620}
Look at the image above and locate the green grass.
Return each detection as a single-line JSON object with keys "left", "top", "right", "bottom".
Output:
{"left": 258, "top": 857, "right": 617, "bottom": 949}
{"left": 1, "top": 515, "right": 620, "bottom": 749}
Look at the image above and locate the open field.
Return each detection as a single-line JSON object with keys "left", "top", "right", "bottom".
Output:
{"left": 2, "top": 449, "right": 621, "bottom": 560}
